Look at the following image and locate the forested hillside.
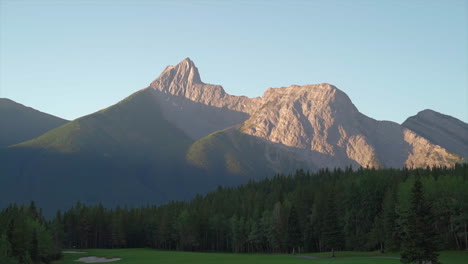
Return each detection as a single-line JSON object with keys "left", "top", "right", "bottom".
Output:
{"left": 2, "top": 59, "right": 466, "bottom": 216}
{"left": 52, "top": 166, "right": 468, "bottom": 252}
{"left": 1, "top": 165, "right": 467, "bottom": 263}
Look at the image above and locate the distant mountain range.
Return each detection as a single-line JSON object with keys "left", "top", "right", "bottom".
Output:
{"left": 1, "top": 58, "right": 466, "bottom": 215}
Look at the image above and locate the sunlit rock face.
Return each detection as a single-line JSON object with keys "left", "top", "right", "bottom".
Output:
{"left": 149, "top": 58, "right": 261, "bottom": 139}
{"left": 152, "top": 58, "right": 464, "bottom": 170}
{"left": 403, "top": 109, "right": 468, "bottom": 160}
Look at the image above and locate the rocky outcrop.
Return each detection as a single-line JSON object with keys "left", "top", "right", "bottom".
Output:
{"left": 149, "top": 58, "right": 464, "bottom": 170}
{"left": 237, "top": 82, "right": 464, "bottom": 169}
{"left": 148, "top": 58, "right": 261, "bottom": 139}
{"left": 241, "top": 84, "right": 358, "bottom": 154}
{"left": 403, "top": 129, "right": 461, "bottom": 168}
{"left": 403, "top": 109, "right": 468, "bottom": 159}
{"left": 3, "top": 58, "right": 464, "bottom": 216}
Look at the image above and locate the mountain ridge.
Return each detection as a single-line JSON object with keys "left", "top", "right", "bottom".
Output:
{"left": 402, "top": 109, "right": 468, "bottom": 159}
{"left": 0, "top": 57, "right": 466, "bottom": 215}
{"left": 13, "top": 58, "right": 462, "bottom": 170}
{"left": 0, "top": 98, "right": 68, "bottom": 147}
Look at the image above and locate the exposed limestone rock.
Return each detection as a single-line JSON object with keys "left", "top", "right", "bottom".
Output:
{"left": 346, "top": 135, "right": 380, "bottom": 169}
{"left": 148, "top": 58, "right": 261, "bottom": 139}
{"left": 403, "top": 129, "right": 462, "bottom": 168}
{"left": 241, "top": 84, "right": 357, "bottom": 155}
{"left": 150, "top": 58, "right": 261, "bottom": 114}
{"left": 403, "top": 109, "right": 468, "bottom": 159}
{"left": 151, "top": 58, "right": 465, "bottom": 170}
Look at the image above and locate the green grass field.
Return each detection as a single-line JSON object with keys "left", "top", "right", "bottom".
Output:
{"left": 54, "top": 249, "right": 468, "bottom": 264}
{"left": 304, "top": 250, "right": 398, "bottom": 258}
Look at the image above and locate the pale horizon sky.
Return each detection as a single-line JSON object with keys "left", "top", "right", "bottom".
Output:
{"left": 1, "top": 0, "right": 467, "bottom": 123}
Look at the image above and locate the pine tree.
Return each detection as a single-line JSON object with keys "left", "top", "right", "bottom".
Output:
{"left": 383, "top": 189, "right": 401, "bottom": 252}
{"left": 287, "top": 206, "right": 302, "bottom": 254}
{"left": 30, "top": 229, "right": 39, "bottom": 262}
{"left": 0, "top": 234, "right": 16, "bottom": 264}
{"left": 400, "top": 179, "right": 439, "bottom": 264}
{"left": 321, "top": 192, "right": 342, "bottom": 257}
{"left": 247, "top": 220, "right": 262, "bottom": 252}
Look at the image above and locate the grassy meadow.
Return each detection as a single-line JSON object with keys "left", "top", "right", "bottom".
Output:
{"left": 55, "top": 249, "right": 468, "bottom": 264}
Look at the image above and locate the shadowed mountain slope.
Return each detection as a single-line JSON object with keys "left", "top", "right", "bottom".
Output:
{"left": 0, "top": 89, "right": 198, "bottom": 215}
{"left": 188, "top": 83, "right": 462, "bottom": 175}
{"left": 149, "top": 58, "right": 261, "bottom": 139}
{"left": 0, "top": 98, "right": 68, "bottom": 147}
{"left": 17, "top": 89, "right": 191, "bottom": 157}
{"left": 0, "top": 58, "right": 464, "bottom": 215}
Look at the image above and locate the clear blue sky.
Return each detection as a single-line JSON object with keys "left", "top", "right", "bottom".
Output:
{"left": 1, "top": 0, "right": 467, "bottom": 123}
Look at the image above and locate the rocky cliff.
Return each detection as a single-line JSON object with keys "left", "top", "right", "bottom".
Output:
{"left": 403, "top": 109, "right": 468, "bottom": 159}
{"left": 159, "top": 59, "right": 465, "bottom": 171}
{"left": 148, "top": 58, "right": 261, "bottom": 139}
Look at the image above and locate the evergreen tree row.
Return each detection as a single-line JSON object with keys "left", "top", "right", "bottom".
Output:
{"left": 57, "top": 164, "right": 468, "bottom": 253}
{"left": 0, "top": 164, "right": 466, "bottom": 264}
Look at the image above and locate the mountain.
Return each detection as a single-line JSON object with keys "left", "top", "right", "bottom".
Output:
{"left": 17, "top": 89, "right": 191, "bottom": 156}
{"left": 149, "top": 58, "right": 261, "bottom": 139}
{"left": 0, "top": 88, "right": 216, "bottom": 215}
{"left": 403, "top": 109, "right": 468, "bottom": 159}
{"left": 0, "top": 59, "right": 254, "bottom": 215}
{"left": 188, "top": 83, "right": 462, "bottom": 175}
{"left": 0, "top": 98, "right": 68, "bottom": 147}
{"left": 0, "top": 58, "right": 465, "bottom": 215}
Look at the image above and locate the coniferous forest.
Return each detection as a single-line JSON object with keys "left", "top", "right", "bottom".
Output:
{"left": 1, "top": 164, "right": 467, "bottom": 264}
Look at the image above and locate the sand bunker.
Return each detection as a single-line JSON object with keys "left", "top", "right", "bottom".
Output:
{"left": 76, "top": 256, "right": 121, "bottom": 263}
{"left": 63, "top": 251, "right": 88, "bottom": 254}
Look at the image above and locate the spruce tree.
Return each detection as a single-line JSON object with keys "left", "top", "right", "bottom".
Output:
{"left": 31, "top": 229, "right": 39, "bottom": 262}
{"left": 322, "top": 192, "right": 342, "bottom": 257}
{"left": 401, "top": 179, "right": 439, "bottom": 264}
{"left": 287, "top": 206, "right": 302, "bottom": 254}
{"left": 0, "top": 234, "right": 16, "bottom": 264}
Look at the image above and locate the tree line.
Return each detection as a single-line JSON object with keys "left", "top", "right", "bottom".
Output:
{"left": 0, "top": 164, "right": 467, "bottom": 263}
{"left": 0, "top": 202, "right": 62, "bottom": 264}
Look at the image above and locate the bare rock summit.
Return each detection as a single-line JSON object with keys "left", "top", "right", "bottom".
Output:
{"left": 155, "top": 59, "right": 464, "bottom": 172}
{"left": 148, "top": 58, "right": 260, "bottom": 139}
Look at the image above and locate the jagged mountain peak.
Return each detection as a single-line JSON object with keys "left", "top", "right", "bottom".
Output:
{"left": 145, "top": 58, "right": 464, "bottom": 169}
{"left": 234, "top": 81, "right": 463, "bottom": 169}
{"left": 171, "top": 57, "right": 201, "bottom": 83}
{"left": 1, "top": 58, "right": 465, "bottom": 216}
{"left": 151, "top": 57, "right": 203, "bottom": 93}
{"left": 149, "top": 59, "right": 351, "bottom": 115}
{"left": 240, "top": 82, "right": 361, "bottom": 158}
{"left": 148, "top": 58, "right": 253, "bottom": 110}
{"left": 258, "top": 83, "right": 359, "bottom": 122}
{"left": 146, "top": 58, "right": 260, "bottom": 139}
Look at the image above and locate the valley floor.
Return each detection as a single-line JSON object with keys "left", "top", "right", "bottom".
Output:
{"left": 55, "top": 249, "right": 468, "bottom": 264}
